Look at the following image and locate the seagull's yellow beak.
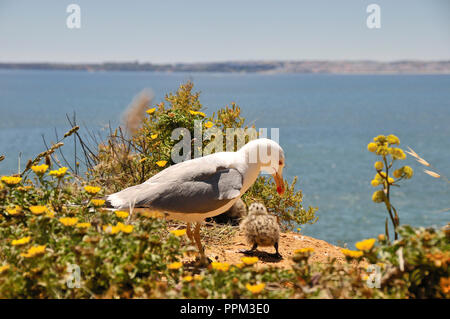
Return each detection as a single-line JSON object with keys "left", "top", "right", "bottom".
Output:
{"left": 272, "top": 172, "right": 285, "bottom": 195}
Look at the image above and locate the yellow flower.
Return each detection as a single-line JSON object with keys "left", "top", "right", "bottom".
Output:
{"left": 103, "top": 224, "right": 120, "bottom": 235}
{"left": 355, "top": 238, "right": 376, "bottom": 251}
{"left": 367, "top": 143, "right": 377, "bottom": 152}
{"left": 156, "top": 160, "right": 167, "bottom": 167}
{"left": 211, "top": 262, "right": 230, "bottom": 271}
{"left": 150, "top": 133, "right": 158, "bottom": 139}
{"left": 11, "top": 236, "right": 31, "bottom": 246}
{"left": 241, "top": 256, "right": 259, "bottom": 265}
{"left": 170, "top": 229, "right": 187, "bottom": 237}
{"left": 59, "top": 217, "right": 79, "bottom": 226}
{"left": 29, "top": 205, "right": 47, "bottom": 215}
{"left": 193, "top": 274, "right": 204, "bottom": 281}
{"left": 84, "top": 185, "right": 101, "bottom": 195}
{"left": 49, "top": 167, "right": 68, "bottom": 178}
{"left": 395, "top": 166, "right": 413, "bottom": 179}
{"left": 90, "top": 199, "right": 105, "bottom": 207}
{"left": 117, "top": 222, "right": 133, "bottom": 233}
{"left": 31, "top": 164, "right": 49, "bottom": 175}
{"left": 115, "top": 211, "right": 129, "bottom": 219}
{"left": 1, "top": 176, "right": 22, "bottom": 186}
{"left": 373, "top": 135, "right": 387, "bottom": 143}
{"left": 370, "top": 179, "right": 380, "bottom": 187}
{"left": 146, "top": 107, "right": 156, "bottom": 114}
{"left": 204, "top": 121, "right": 214, "bottom": 129}
{"left": 183, "top": 275, "right": 193, "bottom": 282}
{"left": 393, "top": 169, "right": 402, "bottom": 178}
{"left": 372, "top": 190, "right": 385, "bottom": 203}
{"left": 374, "top": 161, "right": 384, "bottom": 171}
{"left": 294, "top": 247, "right": 315, "bottom": 254}
{"left": 246, "top": 283, "right": 265, "bottom": 294}
{"left": 6, "top": 205, "right": 22, "bottom": 216}
{"left": 341, "top": 249, "right": 363, "bottom": 258}
{"left": 390, "top": 148, "right": 406, "bottom": 160}
{"left": 75, "top": 222, "right": 91, "bottom": 229}
{"left": 387, "top": 134, "right": 400, "bottom": 145}
{"left": 0, "top": 264, "right": 10, "bottom": 275}
{"left": 21, "top": 245, "right": 46, "bottom": 258}
{"left": 378, "top": 234, "right": 386, "bottom": 241}
{"left": 387, "top": 177, "right": 395, "bottom": 184}
{"left": 189, "top": 110, "right": 206, "bottom": 117}
{"left": 168, "top": 262, "right": 183, "bottom": 270}
{"left": 17, "top": 185, "right": 33, "bottom": 192}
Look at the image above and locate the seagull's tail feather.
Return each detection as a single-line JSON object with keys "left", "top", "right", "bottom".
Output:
{"left": 105, "top": 183, "right": 157, "bottom": 210}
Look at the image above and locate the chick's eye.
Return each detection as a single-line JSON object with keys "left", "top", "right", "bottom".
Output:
{"left": 279, "top": 160, "right": 283, "bottom": 166}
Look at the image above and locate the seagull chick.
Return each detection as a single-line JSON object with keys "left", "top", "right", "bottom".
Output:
{"left": 240, "top": 202, "right": 281, "bottom": 258}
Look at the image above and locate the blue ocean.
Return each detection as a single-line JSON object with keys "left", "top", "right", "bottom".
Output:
{"left": 0, "top": 70, "right": 449, "bottom": 246}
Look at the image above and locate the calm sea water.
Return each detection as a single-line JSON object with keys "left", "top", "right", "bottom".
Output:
{"left": 0, "top": 70, "right": 449, "bottom": 246}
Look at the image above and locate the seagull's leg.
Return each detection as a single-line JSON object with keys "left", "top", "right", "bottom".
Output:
{"left": 193, "top": 222, "right": 208, "bottom": 264}
{"left": 271, "top": 242, "right": 282, "bottom": 259}
{"left": 186, "top": 222, "right": 194, "bottom": 242}
{"left": 240, "top": 243, "right": 257, "bottom": 255}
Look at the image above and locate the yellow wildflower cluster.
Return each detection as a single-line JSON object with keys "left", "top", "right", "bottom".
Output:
{"left": 59, "top": 217, "right": 79, "bottom": 226}
{"left": 75, "top": 222, "right": 91, "bottom": 229}
{"left": 367, "top": 135, "right": 406, "bottom": 159}
{"left": 372, "top": 190, "right": 386, "bottom": 203}
{"left": 84, "top": 185, "right": 101, "bottom": 195}
{"left": 189, "top": 110, "right": 206, "bottom": 117}
{"left": 167, "top": 262, "right": 183, "bottom": 270}
{"left": 170, "top": 229, "right": 187, "bottom": 237}
{"left": 31, "top": 164, "right": 49, "bottom": 175}
{"left": 103, "top": 222, "right": 133, "bottom": 234}
{"left": 115, "top": 211, "right": 129, "bottom": 219}
{"left": 355, "top": 238, "right": 376, "bottom": 251}
{"left": 11, "top": 236, "right": 31, "bottom": 246}
{"left": 6, "top": 206, "right": 22, "bottom": 216}
{"left": 294, "top": 247, "right": 315, "bottom": 254}
{"left": 245, "top": 283, "right": 265, "bottom": 294}
{"left": 49, "top": 166, "right": 68, "bottom": 178}
{"left": 211, "top": 262, "right": 230, "bottom": 272}
{"left": 393, "top": 166, "right": 414, "bottom": 179}
{"left": 341, "top": 249, "right": 363, "bottom": 258}
{"left": 29, "top": 205, "right": 47, "bottom": 215}
{"left": 204, "top": 121, "right": 214, "bottom": 129}
{"left": 90, "top": 199, "right": 105, "bottom": 207}
{"left": 241, "top": 256, "right": 259, "bottom": 265}
{"left": 374, "top": 161, "right": 384, "bottom": 171}
{"left": 0, "top": 264, "right": 10, "bottom": 274}
{"left": 1, "top": 176, "right": 22, "bottom": 186}
{"left": 182, "top": 274, "right": 204, "bottom": 282}
{"left": 156, "top": 160, "right": 167, "bottom": 167}
{"left": 21, "top": 245, "right": 46, "bottom": 258}
{"left": 150, "top": 133, "right": 158, "bottom": 139}
{"left": 146, "top": 107, "right": 156, "bottom": 115}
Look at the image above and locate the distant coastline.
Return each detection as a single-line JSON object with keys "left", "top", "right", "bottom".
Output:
{"left": 1, "top": 60, "right": 450, "bottom": 74}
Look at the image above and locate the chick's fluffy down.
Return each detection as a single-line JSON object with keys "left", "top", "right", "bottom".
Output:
{"left": 240, "top": 212, "right": 280, "bottom": 247}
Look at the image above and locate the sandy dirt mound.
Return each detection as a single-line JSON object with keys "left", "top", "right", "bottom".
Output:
{"left": 204, "top": 230, "right": 346, "bottom": 269}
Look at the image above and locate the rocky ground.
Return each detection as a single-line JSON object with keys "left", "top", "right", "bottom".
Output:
{"left": 204, "top": 230, "right": 347, "bottom": 269}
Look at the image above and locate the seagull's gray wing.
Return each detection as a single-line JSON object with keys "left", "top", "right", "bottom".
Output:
{"left": 106, "top": 160, "right": 243, "bottom": 214}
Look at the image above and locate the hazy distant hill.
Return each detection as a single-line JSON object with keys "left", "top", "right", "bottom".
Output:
{"left": 1, "top": 60, "right": 449, "bottom": 74}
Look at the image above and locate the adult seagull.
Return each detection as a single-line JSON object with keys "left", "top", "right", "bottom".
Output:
{"left": 106, "top": 138, "right": 286, "bottom": 263}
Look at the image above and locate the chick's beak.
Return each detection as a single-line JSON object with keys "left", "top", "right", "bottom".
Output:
{"left": 272, "top": 172, "right": 285, "bottom": 195}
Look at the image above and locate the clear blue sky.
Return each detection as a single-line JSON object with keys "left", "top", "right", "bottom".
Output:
{"left": 0, "top": 0, "right": 449, "bottom": 63}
